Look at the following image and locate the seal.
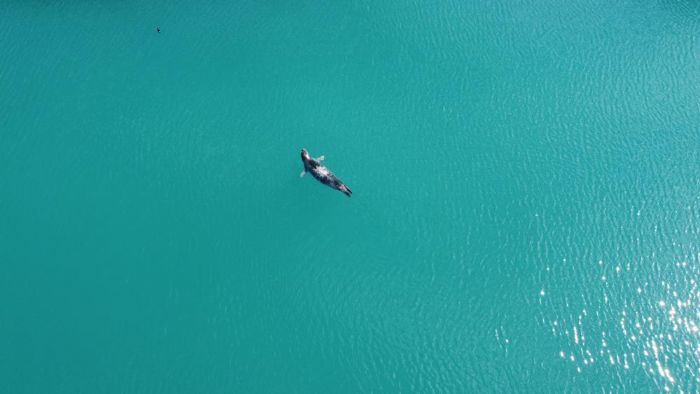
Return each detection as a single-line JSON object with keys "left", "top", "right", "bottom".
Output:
{"left": 300, "top": 149, "right": 352, "bottom": 197}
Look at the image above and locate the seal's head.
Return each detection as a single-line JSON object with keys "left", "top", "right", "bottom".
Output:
{"left": 301, "top": 148, "right": 310, "bottom": 162}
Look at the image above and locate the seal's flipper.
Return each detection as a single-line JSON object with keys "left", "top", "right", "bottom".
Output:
{"left": 300, "top": 170, "right": 306, "bottom": 178}
{"left": 316, "top": 155, "right": 325, "bottom": 162}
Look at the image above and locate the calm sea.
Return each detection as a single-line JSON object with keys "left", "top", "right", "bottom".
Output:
{"left": 1, "top": 1, "right": 699, "bottom": 392}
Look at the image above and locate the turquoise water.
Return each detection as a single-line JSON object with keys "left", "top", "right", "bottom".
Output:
{"left": 1, "top": 1, "right": 699, "bottom": 392}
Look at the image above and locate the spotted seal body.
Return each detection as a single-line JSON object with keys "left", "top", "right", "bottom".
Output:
{"left": 300, "top": 149, "right": 352, "bottom": 197}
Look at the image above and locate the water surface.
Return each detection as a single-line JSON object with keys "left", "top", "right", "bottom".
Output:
{"left": 1, "top": 0, "right": 699, "bottom": 392}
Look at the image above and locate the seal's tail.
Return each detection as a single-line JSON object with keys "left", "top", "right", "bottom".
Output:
{"left": 341, "top": 185, "right": 352, "bottom": 197}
